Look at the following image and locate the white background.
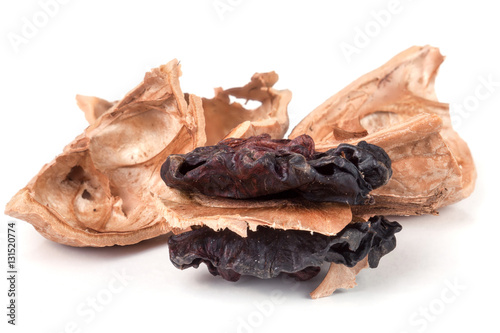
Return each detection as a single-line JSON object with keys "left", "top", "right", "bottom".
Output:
{"left": 1, "top": 1, "right": 499, "bottom": 332}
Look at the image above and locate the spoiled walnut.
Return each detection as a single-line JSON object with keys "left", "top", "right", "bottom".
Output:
{"left": 161, "top": 134, "right": 392, "bottom": 204}
{"left": 168, "top": 216, "right": 401, "bottom": 282}
{"left": 4, "top": 46, "right": 476, "bottom": 298}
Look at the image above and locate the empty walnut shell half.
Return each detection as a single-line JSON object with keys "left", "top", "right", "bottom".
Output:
{"left": 290, "top": 45, "right": 476, "bottom": 216}
{"left": 5, "top": 60, "right": 291, "bottom": 246}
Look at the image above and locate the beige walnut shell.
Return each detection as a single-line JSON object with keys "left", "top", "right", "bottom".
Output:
{"left": 5, "top": 60, "right": 293, "bottom": 247}
{"left": 291, "top": 45, "right": 477, "bottom": 298}
{"left": 290, "top": 45, "right": 476, "bottom": 216}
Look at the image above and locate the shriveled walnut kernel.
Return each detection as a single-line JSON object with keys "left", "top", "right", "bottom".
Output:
{"left": 161, "top": 134, "right": 392, "bottom": 205}
{"left": 168, "top": 216, "right": 401, "bottom": 282}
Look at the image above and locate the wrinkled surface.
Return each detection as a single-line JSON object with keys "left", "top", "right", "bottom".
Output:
{"left": 290, "top": 45, "right": 476, "bottom": 216}
{"left": 5, "top": 61, "right": 291, "bottom": 247}
{"left": 161, "top": 134, "right": 392, "bottom": 205}
{"left": 168, "top": 216, "right": 401, "bottom": 281}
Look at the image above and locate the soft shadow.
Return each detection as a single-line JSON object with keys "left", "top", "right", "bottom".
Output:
{"left": 41, "top": 233, "right": 171, "bottom": 261}
{"left": 351, "top": 205, "right": 476, "bottom": 294}
{"left": 191, "top": 262, "right": 331, "bottom": 300}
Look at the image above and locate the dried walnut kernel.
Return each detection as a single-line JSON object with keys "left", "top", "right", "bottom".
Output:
{"left": 161, "top": 134, "right": 392, "bottom": 204}
{"left": 168, "top": 216, "right": 401, "bottom": 282}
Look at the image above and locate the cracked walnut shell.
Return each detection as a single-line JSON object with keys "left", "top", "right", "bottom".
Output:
{"left": 290, "top": 45, "right": 476, "bottom": 216}
{"left": 5, "top": 60, "right": 292, "bottom": 246}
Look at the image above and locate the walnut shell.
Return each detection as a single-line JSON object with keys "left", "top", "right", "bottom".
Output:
{"left": 5, "top": 60, "right": 292, "bottom": 246}
{"left": 290, "top": 45, "right": 476, "bottom": 216}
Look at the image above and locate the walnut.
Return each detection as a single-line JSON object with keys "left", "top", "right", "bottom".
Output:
{"left": 5, "top": 60, "right": 291, "bottom": 246}
{"left": 4, "top": 46, "right": 476, "bottom": 299}
{"left": 290, "top": 45, "right": 476, "bottom": 216}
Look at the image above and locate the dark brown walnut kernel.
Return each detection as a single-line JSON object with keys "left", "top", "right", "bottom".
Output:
{"left": 161, "top": 134, "right": 392, "bottom": 205}
{"left": 168, "top": 216, "right": 402, "bottom": 281}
